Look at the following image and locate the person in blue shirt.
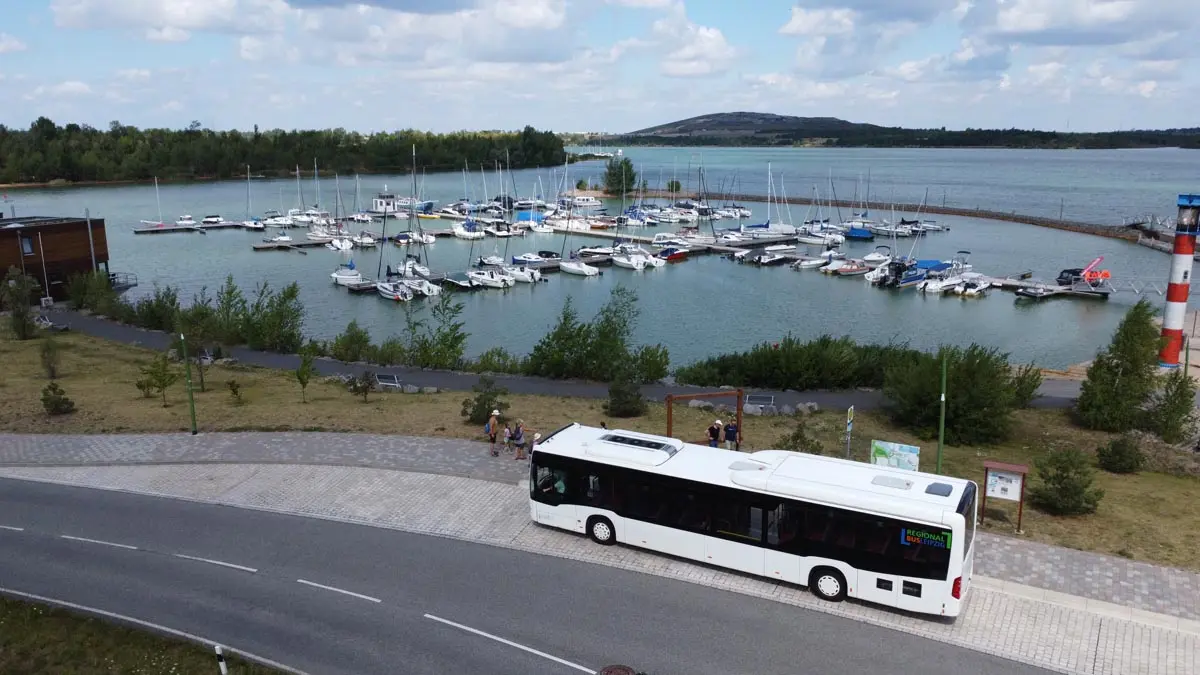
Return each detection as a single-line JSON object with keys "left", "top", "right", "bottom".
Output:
{"left": 724, "top": 420, "right": 740, "bottom": 451}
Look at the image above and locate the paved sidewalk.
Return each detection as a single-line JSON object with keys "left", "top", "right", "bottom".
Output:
{"left": 2, "top": 431, "right": 1198, "bottom": 623}
{"left": 0, "top": 463, "right": 1194, "bottom": 675}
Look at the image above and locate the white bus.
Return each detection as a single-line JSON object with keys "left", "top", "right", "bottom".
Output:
{"left": 530, "top": 424, "right": 978, "bottom": 617}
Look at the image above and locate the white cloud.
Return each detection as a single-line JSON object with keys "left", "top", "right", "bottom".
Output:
{"left": 51, "top": 0, "right": 291, "bottom": 36}
{"left": 116, "top": 68, "right": 151, "bottom": 81}
{"left": 146, "top": 26, "right": 190, "bottom": 42}
{"left": 604, "top": 0, "right": 671, "bottom": 7}
{"left": 24, "top": 80, "right": 94, "bottom": 100}
{"left": 779, "top": 8, "right": 855, "bottom": 36}
{"left": 0, "top": 33, "right": 28, "bottom": 53}
{"left": 651, "top": 3, "right": 735, "bottom": 77}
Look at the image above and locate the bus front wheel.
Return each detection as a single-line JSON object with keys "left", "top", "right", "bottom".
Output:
{"left": 588, "top": 517, "right": 616, "bottom": 546}
{"left": 809, "top": 568, "right": 847, "bottom": 602}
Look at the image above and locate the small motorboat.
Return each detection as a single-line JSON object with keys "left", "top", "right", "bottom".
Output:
{"left": 331, "top": 262, "right": 364, "bottom": 286}
{"left": 863, "top": 246, "right": 891, "bottom": 266}
{"left": 793, "top": 258, "right": 827, "bottom": 270}
{"left": 512, "top": 253, "right": 545, "bottom": 264}
{"left": 352, "top": 232, "right": 378, "bottom": 248}
{"left": 819, "top": 248, "right": 846, "bottom": 261}
{"left": 201, "top": 215, "right": 223, "bottom": 225}
{"left": 611, "top": 254, "right": 647, "bottom": 271}
{"left": 836, "top": 260, "right": 870, "bottom": 276}
{"left": 326, "top": 238, "right": 353, "bottom": 251}
{"left": 559, "top": 260, "right": 600, "bottom": 276}
{"left": 242, "top": 219, "right": 265, "bottom": 231}
{"left": 468, "top": 269, "right": 515, "bottom": 288}
{"left": 537, "top": 250, "right": 563, "bottom": 261}
{"left": 504, "top": 265, "right": 543, "bottom": 283}
{"left": 376, "top": 281, "right": 414, "bottom": 302}
{"left": 476, "top": 255, "right": 505, "bottom": 267}
{"left": 176, "top": 215, "right": 196, "bottom": 227}
{"left": 657, "top": 247, "right": 688, "bottom": 262}
{"left": 398, "top": 278, "right": 441, "bottom": 297}
{"left": 821, "top": 259, "right": 848, "bottom": 274}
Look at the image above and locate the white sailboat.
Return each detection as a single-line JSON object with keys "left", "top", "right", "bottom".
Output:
{"left": 376, "top": 280, "right": 414, "bottom": 302}
{"left": 140, "top": 177, "right": 167, "bottom": 227}
{"left": 241, "top": 166, "right": 264, "bottom": 230}
{"left": 331, "top": 258, "right": 364, "bottom": 285}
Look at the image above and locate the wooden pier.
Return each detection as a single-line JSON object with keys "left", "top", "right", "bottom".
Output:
{"left": 252, "top": 240, "right": 330, "bottom": 252}
{"left": 134, "top": 222, "right": 245, "bottom": 235}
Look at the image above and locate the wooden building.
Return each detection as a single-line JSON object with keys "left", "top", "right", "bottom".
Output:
{"left": 0, "top": 215, "right": 131, "bottom": 301}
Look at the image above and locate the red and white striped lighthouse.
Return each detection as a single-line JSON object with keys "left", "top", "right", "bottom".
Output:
{"left": 1159, "top": 195, "right": 1200, "bottom": 367}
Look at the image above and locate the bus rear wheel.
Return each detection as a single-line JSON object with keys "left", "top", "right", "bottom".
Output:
{"left": 587, "top": 517, "right": 616, "bottom": 546}
{"left": 809, "top": 568, "right": 847, "bottom": 602}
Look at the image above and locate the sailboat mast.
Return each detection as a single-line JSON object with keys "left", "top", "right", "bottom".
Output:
{"left": 245, "top": 165, "right": 251, "bottom": 220}
{"left": 155, "top": 176, "right": 163, "bottom": 225}
{"left": 313, "top": 158, "right": 320, "bottom": 210}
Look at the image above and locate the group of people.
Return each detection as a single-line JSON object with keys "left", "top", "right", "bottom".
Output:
{"left": 486, "top": 409, "right": 539, "bottom": 460}
{"left": 707, "top": 418, "right": 740, "bottom": 450}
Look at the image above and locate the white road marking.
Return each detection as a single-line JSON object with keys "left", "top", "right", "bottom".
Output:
{"left": 423, "top": 613, "right": 596, "bottom": 674}
{"left": 295, "top": 579, "right": 381, "bottom": 603}
{"left": 0, "top": 587, "right": 306, "bottom": 674}
{"left": 174, "top": 553, "right": 258, "bottom": 574}
{"left": 60, "top": 534, "right": 138, "bottom": 550}
{"left": 0, "top": 525, "right": 24, "bottom": 532}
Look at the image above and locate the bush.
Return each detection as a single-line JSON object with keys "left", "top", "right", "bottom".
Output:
{"left": 139, "top": 353, "right": 179, "bottom": 406}
{"left": 461, "top": 376, "right": 509, "bottom": 425}
{"left": 226, "top": 379, "right": 244, "bottom": 405}
{"left": 604, "top": 369, "right": 647, "bottom": 418}
{"left": 1, "top": 266, "right": 39, "bottom": 340}
{"left": 331, "top": 320, "right": 372, "bottom": 363}
{"left": 294, "top": 348, "right": 315, "bottom": 403}
{"left": 1146, "top": 368, "right": 1198, "bottom": 444}
{"left": 41, "top": 382, "right": 75, "bottom": 415}
{"left": 1075, "top": 300, "right": 1160, "bottom": 432}
{"left": 370, "top": 337, "right": 407, "bottom": 366}
{"left": 883, "top": 344, "right": 1024, "bottom": 445}
{"left": 603, "top": 157, "right": 637, "bottom": 195}
{"left": 40, "top": 336, "right": 61, "bottom": 379}
{"left": 1096, "top": 434, "right": 1145, "bottom": 474}
{"left": 348, "top": 371, "right": 375, "bottom": 402}
{"left": 673, "top": 334, "right": 919, "bottom": 391}
{"left": 468, "top": 347, "right": 526, "bottom": 374}
{"left": 66, "top": 270, "right": 117, "bottom": 312}
{"left": 1010, "top": 363, "right": 1043, "bottom": 408}
{"left": 405, "top": 295, "right": 469, "bottom": 370}
{"left": 241, "top": 281, "right": 305, "bottom": 354}
{"left": 134, "top": 285, "right": 181, "bottom": 331}
{"left": 775, "top": 420, "right": 823, "bottom": 455}
{"left": 135, "top": 378, "right": 154, "bottom": 398}
{"left": 1029, "top": 447, "right": 1104, "bottom": 516}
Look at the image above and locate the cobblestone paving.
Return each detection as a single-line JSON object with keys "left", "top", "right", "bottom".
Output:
{"left": 2, "top": 432, "right": 1199, "bottom": 623}
{"left": 0, "top": 463, "right": 1194, "bottom": 675}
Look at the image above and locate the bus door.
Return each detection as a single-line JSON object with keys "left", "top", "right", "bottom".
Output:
{"left": 533, "top": 464, "right": 576, "bottom": 531}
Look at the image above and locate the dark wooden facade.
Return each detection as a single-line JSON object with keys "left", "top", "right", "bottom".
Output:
{"left": 0, "top": 216, "right": 109, "bottom": 300}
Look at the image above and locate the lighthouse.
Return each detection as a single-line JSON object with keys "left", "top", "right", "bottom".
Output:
{"left": 1159, "top": 194, "right": 1200, "bottom": 367}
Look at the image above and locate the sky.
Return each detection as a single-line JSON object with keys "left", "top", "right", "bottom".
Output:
{"left": 0, "top": 0, "right": 1197, "bottom": 134}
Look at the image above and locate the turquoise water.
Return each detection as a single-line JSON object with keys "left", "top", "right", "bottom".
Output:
{"left": 4, "top": 147, "right": 1190, "bottom": 368}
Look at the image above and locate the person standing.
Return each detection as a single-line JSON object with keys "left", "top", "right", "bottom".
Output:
{"left": 707, "top": 420, "right": 722, "bottom": 448}
{"left": 487, "top": 409, "right": 500, "bottom": 456}
{"left": 724, "top": 419, "right": 740, "bottom": 451}
{"left": 512, "top": 419, "right": 529, "bottom": 460}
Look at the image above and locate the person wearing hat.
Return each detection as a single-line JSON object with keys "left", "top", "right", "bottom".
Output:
{"left": 707, "top": 419, "right": 722, "bottom": 447}
{"left": 487, "top": 409, "right": 501, "bottom": 456}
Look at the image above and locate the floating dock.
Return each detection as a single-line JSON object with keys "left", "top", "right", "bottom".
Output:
{"left": 253, "top": 240, "right": 331, "bottom": 252}
{"left": 134, "top": 222, "right": 245, "bottom": 235}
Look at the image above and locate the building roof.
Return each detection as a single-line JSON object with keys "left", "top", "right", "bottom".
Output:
{"left": 537, "top": 423, "right": 973, "bottom": 526}
{"left": 0, "top": 216, "right": 94, "bottom": 230}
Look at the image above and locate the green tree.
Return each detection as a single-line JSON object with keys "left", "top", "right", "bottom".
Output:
{"left": 603, "top": 157, "right": 638, "bottom": 195}
{"left": 604, "top": 365, "right": 647, "bottom": 418}
{"left": 40, "top": 336, "right": 61, "bottom": 379}
{"left": 1146, "top": 368, "right": 1197, "bottom": 444}
{"left": 140, "top": 353, "right": 180, "bottom": 407}
{"left": 330, "top": 320, "right": 372, "bottom": 363}
{"left": 1096, "top": 435, "right": 1145, "bottom": 474}
{"left": 666, "top": 179, "right": 681, "bottom": 194}
{"left": 295, "top": 347, "right": 316, "bottom": 403}
{"left": 41, "top": 382, "right": 75, "bottom": 415}
{"left": 175, "top": 288, "right": 219, "bottom": 392}
{"left": 1075, "top": 300, "right": 1161, "bottom": 432}
{"left": 1029, "top": 447, "right": 1104, "bottom": 516}
{"left": 461, "top": 377, "right": 510, "bottom": 425}
{"left": 0, "top": 266, "right": 40, "bottom": 340}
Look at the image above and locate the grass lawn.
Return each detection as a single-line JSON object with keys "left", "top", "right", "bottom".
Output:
{"left": 2, "top": 329, "right": 1199, "bottom": 571}
{"left": 0, "top": 596, "right": 281, "bottom": 674}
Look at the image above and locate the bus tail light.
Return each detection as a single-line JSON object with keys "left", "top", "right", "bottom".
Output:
{"left": 952, "top": 577, "right": 962, "bottom": 599}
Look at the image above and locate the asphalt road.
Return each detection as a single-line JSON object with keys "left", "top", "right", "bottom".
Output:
{"left": 0, "top": 478, "right": 1054, "bottom": 675}
{"left": 53, "top": 308, "right": 1083, "bottom": 410}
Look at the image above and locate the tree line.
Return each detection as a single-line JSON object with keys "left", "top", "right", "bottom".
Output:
{"left": 0, "top": 117, "right": 566, "bottom": 184}
{"left": 612, "top": 127, "right": 1200, "bottom": 150}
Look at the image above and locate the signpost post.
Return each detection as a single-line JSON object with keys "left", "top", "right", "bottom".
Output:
{"left": 845, "top": 406, "right": 854, "bottom": 459}
{"left": 937, "top": 352, "right": 947, "bottom": 474}
{"left": 982, "top": 460, "right": 1029, "bottom": 534}
{"left": 179, "top": 333, "right": 198, "bottom": 436}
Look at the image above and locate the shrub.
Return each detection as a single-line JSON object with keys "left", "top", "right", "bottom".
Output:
{"left": 883, "top": 344, "right": 1023, "bottom": 445}
{"left": 41, "top": 382, "right": 75, "bottom": 415}
{"left": 604, "top": 369, "right": 647, "bottom": 418}
{"left": 135, "top": 378, "right": 154, "bottom": 399}
{"left": 67, "top": 270, "right": 117, "bottom": 312}
{"left": 1096, "top": 434, "right": 1145, "bottom": 474}
{"left": 1029, "top": 447, "right": 1104, "bottom": 516}
{"left": 134, "top": 285, "right": 181, "bottom": 331}
{"left": 1010, "top": 363, "right": 1043, "bottom": 408}
{"left": 469, "top": 347, "right": 526, "bottom": 374}
{"left": 1, "top": 266, "right": 39, "bottom": 340}
{"left": 405, "top": 295, "right": 469, "bottom": 369}
{"left": 348, "top": 371, "right": 375, "bottom": 402}
{"left": 461, "top": 376, "right": 509, "bottom": 425}
{"left": 40, "top": 336, "right": 61, "bottom": 379}
{"left": 370, "top": 337, "right": 407, "bottom": 366}
{"left": 139, "top": 353, "right": 180, "bottom": 406}
{"left": 241, "top": 281, "right": 305, "bottom": 354}
{"left": 1146, "top": 368, "right": 1198, "bottom": 444}
{"left": 226, "top": 378, "right": 244, "bottom": 405}
{"left": 330, "top": 320, "right": 372, "bottom": 363}
{"left": 775, "top": 420, "right": 823, "bottom": 455}
{"left": 295, "top": 348, "right": 315, "bottom": 403}
{"left": 1075, "top": 300, "right": 1160, "bottom": 432}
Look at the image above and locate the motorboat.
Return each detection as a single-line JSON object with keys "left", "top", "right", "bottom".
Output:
{"left": 352, "top": 232, "right": 377, "bottom": 248}
{"left": 452, "top": 221, "right": 486, "bottom": 240}
{"left": 657, "top": 247, "right": 689, "bottom": 263}
{"left": 263, "top": 232, "right": 292, "bottom": 243}
{"left": 176, "top": 215, "right": 196, "bottom": 227}
{"left": 528, "top": 221, "right": 554, "bottom": 234}
{"left": 763, "top": 244, "right": 795, "bottom": 253}
{"left": 242, "top": 219, "right": 265, "bottom": 231}
{"left": 468, "top": 268, "right": 515, "bottom": 288}
{"left": 537, "top": 250, "right": 562, "bottom": 261}
{"left": 326, "top": 238, "right": 353, "bottom": 252}
{"left": 350, "top": 212, "right": 375, "bottom": 223}
{"left": 376, "top": 281, "right": 414, "bottom": 302}
{"left": 793, "top": 258, "right": 827, "bottom": 270}
{"left": 820, "top": 259, "right": 848, "bottom": 274}
{"left": 396, "top": 259, "right": 431, "bottom": 278}
{"left": 575, "top": 245, "right": 615, "bottom": 257}
{"left": 331, "top": 261, "right": 364, "bottom": 286}
{"left": 863, "top": 246, "right": 891, "bottom": 266}
{"left": 819, "top": 248, "right": 846, "bottom": 261}
{"left": 951, "top": 273, "right": 991, "bottom": 297}
{"left": 398, "top": 277, "right": 442, "bottom": 297}
{"left": 650, "top": 233, "right": 689, "bottom": 248}
{"left": 442, "top": 272, "right": 476, "bottom": 290}
{"left": 512, "top": 253, "right": 545, "bottom": 264}
{"left": 917, "top": 275, "right": 962, "bottom": 294}
{"left": 504, "top": 265, "right": 543, "bottom": 283}
{"left": 750, "top": 252, "right": 789, "bottom": 267}
{"left": 307, "top": 227, "right": 336, "bottom": 242}
{"left": 611, "top": 254, "right": 647, "bottom": 271}
{"left": 559, "top": 260, "right": 600, "bottom": 276}
{"left": 201, "top": 215, "right": 223, "bottom": 225}
{"left": 836, "top": 260, "right": 870, "bottom": 276}
{"left": 476, "top": 255, "right": 505, "bottom": 267}
{"left": 484, "top": 222, "right": 524, "bottom": 238}
{"left": 796, "top": 231, "right": 845, "bottom": 246}
{"left": 263, "top": 210, "right": 293, "bottom": 228}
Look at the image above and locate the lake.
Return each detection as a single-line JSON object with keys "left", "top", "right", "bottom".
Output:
{"left": 4, "top": 146, "right": 1192, "bottom": 369}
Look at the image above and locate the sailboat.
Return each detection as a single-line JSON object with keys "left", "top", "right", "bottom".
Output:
{"left": 241, "top": 165, "right": 264, "bottom": 230}
{"left": 139, "top": 177, "right": 167, "bottom": 228}
{"left": 558, "top": 203, "right": 600, "bottom": 277}
{"left": 331, "top": 258, "right": 364, "bottom": 286}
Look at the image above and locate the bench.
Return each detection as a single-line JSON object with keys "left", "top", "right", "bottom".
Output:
{"left": 745, "top": 394, "right": 775, "bottom": 407}
{"left": 374, "top": 373, "right": 402, "bottom": 391}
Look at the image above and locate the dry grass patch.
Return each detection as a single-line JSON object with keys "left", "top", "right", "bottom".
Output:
{"left": 3, "top": 330, "right": 1199, "bottom": 570}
